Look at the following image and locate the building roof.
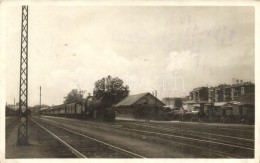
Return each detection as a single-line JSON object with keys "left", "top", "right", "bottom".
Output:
{"left": 114, "top": 92, "right": 164, "bottom": 107}
{"left": 233, "top": 93, "right": 255, "bottom": 105}
{"left": 207, "top": 83, "right": 254, "bottom": 89}
{"left": 192, "top": 87, "right": 208, "bottom": 91}
{"left": 230, "top": 101, "right": 243, "bottom": 105}
{"left": 162, "top": 97, "right": 182, "bottom": 100}
{"left": 214, "top": 102, "right": 229, "bottom": 107}
{"left": 229, "top": 82, "right": 254, "bottom": 88}
{"left": 183, "top": 100, "right": 197, "bottom": 104}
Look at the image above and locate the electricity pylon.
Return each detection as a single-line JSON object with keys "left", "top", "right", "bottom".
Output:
{"left": 17, "top": 5, "right": 29, "bottom": 146}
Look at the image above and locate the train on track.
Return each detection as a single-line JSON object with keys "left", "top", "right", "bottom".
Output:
{"left": 40, "top": 95, "right": 116, "bottom": 121}
{"left": 39, "top": 94, "right": 254, "bottom": 124}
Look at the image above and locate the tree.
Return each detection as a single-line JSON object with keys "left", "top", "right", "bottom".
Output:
{"left": 93, "top": 75, "right": 129, "bottom": 105}
{"left": 64, "top": 89, "right": 84, "bottom": 104}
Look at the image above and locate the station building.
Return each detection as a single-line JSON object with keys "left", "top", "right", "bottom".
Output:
{"left": 114, "top": 92, "right": 165, "bottom": 120}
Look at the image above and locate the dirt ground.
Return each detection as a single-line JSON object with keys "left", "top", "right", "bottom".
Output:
{"left": 5, "top": 118, "right": 76, "bottom": 158}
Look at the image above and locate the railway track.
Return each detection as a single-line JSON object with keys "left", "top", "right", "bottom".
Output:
{"left": 117, "top": 120, "right": 254, "bottom": 136}
{"left": 118, "top": 121, "right": 254, "bottom": 148}
{"left": 122, "top": 122, "right": 254, "bottom": 141}
{"left": 5, "top": 117, "right": 19, "bottom": 127}
{"left": 31, "top": 117, "right": 145, "bottom": 158}
{"left": 6, "top": 117, "right": 78, "bottom": 158}
{"left": 40, "top": 115, "right": 254, "bottom": 147}
{"left": 83, "top": 123, "right": 254, "bottom": 158}
{"left": 36, "top": 116, "right": 254, "bottom": 158}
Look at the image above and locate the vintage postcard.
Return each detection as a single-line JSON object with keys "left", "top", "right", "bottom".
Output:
{"left": 0, "top": 1, "right": 259, "bottom": 163}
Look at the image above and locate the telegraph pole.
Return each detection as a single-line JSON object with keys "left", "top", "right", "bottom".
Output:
{"left": 17, "top": 6, "right": 29, "bottom": 145}
{"left": 40, "top": 86, "right": 41, "bottom": 111}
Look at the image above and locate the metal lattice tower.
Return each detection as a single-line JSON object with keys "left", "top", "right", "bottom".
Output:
{"left": 17, "top": 6, "right": 29, "bottom": 146}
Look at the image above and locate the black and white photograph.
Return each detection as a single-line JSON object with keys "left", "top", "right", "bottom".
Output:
{"left": 0, "top": 1, "right": 259, "bottom": 161}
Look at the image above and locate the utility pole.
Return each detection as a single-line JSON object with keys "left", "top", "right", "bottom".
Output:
{"left": 40, "top": 86, "right": 41, "bottom": 111}
{"left": 155, "top": 90, "right": 158, "bottom": 118}
{"left": 17, "top": 6, "right": 29, "bottom": 145}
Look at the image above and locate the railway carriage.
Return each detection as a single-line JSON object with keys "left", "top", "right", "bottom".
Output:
{"left": 66, "top": 103, "right": 76, "bottom": 116}
{"left": 40, "top": 96, "right": 115, "bottom": 121}
{"left": 66, "top": 102, "right": 85, "bottom": 118}
{"left": 59, "top": 104, "right": 66, "bottom": 116}
{"left": 53, "top": 106, "right": 60, "bottom": 115}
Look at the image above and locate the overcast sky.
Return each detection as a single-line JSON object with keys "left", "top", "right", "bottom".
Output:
{"left": 4, "top": 6, "right": 254, "bottom": 106}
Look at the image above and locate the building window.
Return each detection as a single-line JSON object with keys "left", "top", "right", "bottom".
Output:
{"left": 241, "top": 87, "right": 244, "bottom": 95}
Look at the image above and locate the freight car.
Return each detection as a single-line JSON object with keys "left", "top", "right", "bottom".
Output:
{"left": 201, "top": 102, "right": 254, "bottom": 124}
{"left": 204, "top": 103, "right": 228, "bottom": 123}
{"left": 173, "top": 102, "right": 254, "bottom": 124}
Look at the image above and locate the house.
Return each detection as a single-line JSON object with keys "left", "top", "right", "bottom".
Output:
{"left": 114, "top": 92, "right": 165, "bottom": 120}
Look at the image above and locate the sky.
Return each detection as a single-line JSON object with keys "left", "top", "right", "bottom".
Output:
{"left": 3, "top": 6, "right": 255, "bottom": 106}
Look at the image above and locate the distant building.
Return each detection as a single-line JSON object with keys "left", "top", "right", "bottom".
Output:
{"left": 114, "top": 92, "right": 165, "bottom": 120}
{"left": 214, "top": 84, "right": 231, "bottom": 102}
{"left": 215, "top": 86, "right": 224, "bottom": 102}
{"left": 231, "top": 82, "right": 254, "bottom": 100}
{"left": 223, "top": 86, "right": 232, "bottom": 102}
{"left": 206, "top": 82, "right": 254, "bottom": 103}
{"left": 188, "top": 81, "right": 254, "bottom": 122}
{"left": 190, "top": 87, "right": 208, "bottom": 103}
{"left": 208, "top": 87, "right": 215, "bottom": 103}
